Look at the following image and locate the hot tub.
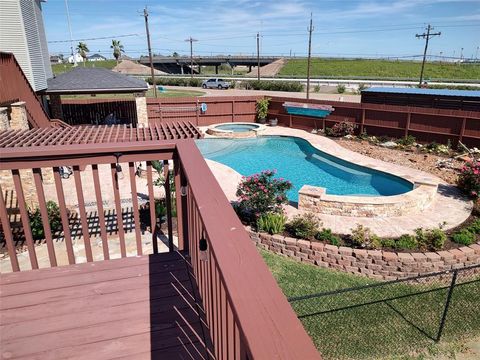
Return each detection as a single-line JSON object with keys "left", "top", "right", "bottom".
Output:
{"left": 206, "top": 122, "right": 266, "bottom": 138}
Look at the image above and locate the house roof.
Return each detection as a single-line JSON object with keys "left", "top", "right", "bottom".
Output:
{"left": 88, "top": 53, "right": 106, "bottom": 59}
{"left": 43, "top": 67, "right": 149, "bottom": 94}
{"left": 362, "top": 87, "right": 480, "bottom": 98}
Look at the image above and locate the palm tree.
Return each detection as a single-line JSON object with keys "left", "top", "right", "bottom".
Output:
{"left": 76, "top": 42, "right": 89, "bottom": 66}
{"left": 111, "top": 39, "right": 124, "bottom": 65}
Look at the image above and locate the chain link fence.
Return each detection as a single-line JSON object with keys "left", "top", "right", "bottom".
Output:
{"left": 289, "top": 264, "right": 480, "bottom": 359}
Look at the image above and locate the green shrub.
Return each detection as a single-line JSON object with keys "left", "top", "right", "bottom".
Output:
{"left": 457, "top": 160, "right": 480, "bottom": 199}
{"left": 240, "top": 80, "right": 304, "bottom": 92}
{"left": 380, "top": 238, "right": 396, "bottom": 249}
{"left": 415, "top": 228, "right": 446, "bottom": 250}
{"left": 146, "top": 77, "right": 203, "bottom": 87}
{"left": 315, "top": 228, "right": 341, "bottom": 246}
{"left": 467, "top": 219, "right": 480, "bottom": 234}
{"left": 452, "top": 229, "right": 476, "bottom": 246}
{"left": 286, "top": 213, "right": 320, "bottom": 239}
{"left": 257, "top": 213, "right": 286, "bottom": 235}
{"left": 256, "top": 98, "right": 271, "bottom": 120}
{"left": 350, "top": 224, "right": 380, "bottom": 248}
{"left": 336, "top": 84, "right": 346, "bottom": 93}
{"left": 236, "top": 170, "right": 292, "bottom": 224}
{"left": 396, "top": 135, "right": 416, "bottom": 147}
{"left": 395, "top": 234, "right": 418, "bottom": 250}
{"left": 313, "top": 84, "right": 321, "bottom": 93}
{"left": 28, "top": 201, "right": 63, "bottom": 240}
{"left": 327, "top": 121, "right": 357, "bottom": 137}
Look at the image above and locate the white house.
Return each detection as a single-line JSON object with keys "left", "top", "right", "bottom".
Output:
{"left": 88, "top": 53, "right": 107, "bottom": 61}
{"left": 0, "top": 0, "right": 52, "bottom": 91}
{"left": 68, "top": 53, "right": 84, "bottom": 64}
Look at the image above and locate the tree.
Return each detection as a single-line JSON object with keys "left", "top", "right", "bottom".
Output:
{"left": 172, "top": 51, "right": 179, "bottom": 57}
{"left": 76, "top": 42, "right": 89, "bottom": 66}
{"left": 110, "top": 39, "right": 125, "bottom": 65}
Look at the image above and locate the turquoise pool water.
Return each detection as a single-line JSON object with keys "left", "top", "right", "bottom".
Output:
{"left": 214, "top": 123, "right": 260, "bottom": 132}
{"left": 196, "top": 136, "right": 413, "bottom": 202}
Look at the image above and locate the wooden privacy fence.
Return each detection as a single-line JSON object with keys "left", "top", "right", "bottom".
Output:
{"left": 147, "top": 96, "right": 259, "bottom": 126}
{"left": 60, "top": 98, "right": 138, "bottom": 126}
{"left": 268, "top": 96, "right": 480, "bottom": 148}
{"left": 0, "top": 131, "right": 320, "bottom": 359}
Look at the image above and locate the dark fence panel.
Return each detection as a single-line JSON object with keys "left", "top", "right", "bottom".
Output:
{"left": 268, "top": 96, "right": 480, "bottom": 147}
{"left": 60, "top": 99, "right": 137, "bottom": 126}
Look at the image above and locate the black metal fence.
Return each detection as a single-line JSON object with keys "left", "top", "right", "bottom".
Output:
{"left": 289, "top": 264, "right": 480, "bottom": 360}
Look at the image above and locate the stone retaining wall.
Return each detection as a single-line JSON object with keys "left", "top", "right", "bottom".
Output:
{"left": 298, "top": 182, "right": 437, "bottom": 218}
{"left": 249, "top": 229, "right": 480, "bottom": 280}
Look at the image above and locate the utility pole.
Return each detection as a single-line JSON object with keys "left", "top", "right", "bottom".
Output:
{"left": 415, "top": 24, "right": 441, "bottom": 86}
{"left": 185, "top": 37, "right": 198, "bottom": 78}
{"left": 256, "top": 32, "right": 260, "bottom": 81}
{"left": 143, "top": 6, "right": 157, "bottom": 98}
{"left": 64, "top": 0, "right": 76, "bottom": 66}
{"left": 306, "top": 12, "right": 314, "bottom": 99}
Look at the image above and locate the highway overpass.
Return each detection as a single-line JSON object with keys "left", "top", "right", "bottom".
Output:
{"left": 138, "top": 55, "right": 280, "bottom": 74}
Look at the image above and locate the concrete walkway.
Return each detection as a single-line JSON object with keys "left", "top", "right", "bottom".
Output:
{"left": 202, "top": 126, "right": 472, "bottom": 237}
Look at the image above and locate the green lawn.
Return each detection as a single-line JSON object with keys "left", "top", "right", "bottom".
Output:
{"left": 261, "top": 250, "right": 480, "bottom": 359}
{"left": 279, "top": 59, "right": 480, "bottom": 80}
{"left": 52, "top": 60, "right": 118, "bottom": 75}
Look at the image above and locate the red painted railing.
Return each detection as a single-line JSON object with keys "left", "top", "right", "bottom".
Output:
{"left": 0, "top": 136, "right": 320, "bottom": 359}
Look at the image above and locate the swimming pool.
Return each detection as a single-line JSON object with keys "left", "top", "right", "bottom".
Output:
{"left": 196, "top": 136, "right": 413, "bottom": 202}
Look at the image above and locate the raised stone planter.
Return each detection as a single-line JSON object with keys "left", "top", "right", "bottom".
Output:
{"left": 249, "top": 229, "right": 480, "bottom": 280}
{"left": 298, "top": 181, "right": 437, "bottom": 217}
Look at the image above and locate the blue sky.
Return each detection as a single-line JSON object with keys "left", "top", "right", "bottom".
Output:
{"left": 43, "top": 0, "right": 480, "bottom": 60}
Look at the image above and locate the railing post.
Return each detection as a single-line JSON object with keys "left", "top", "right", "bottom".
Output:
{"left": 405, "top": 112, "right": 411, "bottom": 138}
{"left": 436, "top": 270, "right": 457, "bottom": 342}
{"left": 459, "top": 117, "right": 467, "bottom": 144}
{"left": 174, "top": 157, "right": 189, "bottom": 252}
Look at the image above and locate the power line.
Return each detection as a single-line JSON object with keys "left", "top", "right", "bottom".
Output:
{"left": 48, "top": 33, "right": 139, "bottom": 44}
{"left": 416, "top": 24, "right": 441, "bottom": 86}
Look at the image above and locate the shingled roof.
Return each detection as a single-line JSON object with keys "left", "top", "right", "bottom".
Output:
{"left": 44, "top": 67, "right": 149, "bottom": 94}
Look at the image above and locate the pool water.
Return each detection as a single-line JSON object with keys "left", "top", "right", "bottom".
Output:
{"left": 196, "top": 136, "right": 413, "bottom": 202}
{"left": 214, "top": 124, "right": 259, "bottom": 132}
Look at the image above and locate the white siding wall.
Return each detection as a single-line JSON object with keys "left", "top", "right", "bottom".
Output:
{"left": 0, "top": 0, "right": 51, "bottom": 91}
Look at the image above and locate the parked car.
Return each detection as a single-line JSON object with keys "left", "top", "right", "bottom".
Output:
{"left": 202, "top": 78, "right": 231, "bottom": 89}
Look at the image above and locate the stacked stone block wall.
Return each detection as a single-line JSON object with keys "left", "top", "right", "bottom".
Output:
{"left": 249, "top": 229, "right": 480, "bottom": 280}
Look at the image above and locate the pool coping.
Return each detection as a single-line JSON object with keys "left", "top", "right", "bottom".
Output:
{"left": 198, "top": 126, "right": 472, "bottom": 235}
{"left": 206, "top": 122, "right": 267, "bottom": 138}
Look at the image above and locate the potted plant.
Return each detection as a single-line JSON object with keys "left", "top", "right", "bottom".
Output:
{"left": 269, "top": 117, "right": 278, "bottom": 126}
{"left": 256, "top": 97, "right": 270, "bottom": 124}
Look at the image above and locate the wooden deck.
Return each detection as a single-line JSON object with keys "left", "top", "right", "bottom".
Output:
{"left": 0, "top": 251, "right": 214, "bottom": 360}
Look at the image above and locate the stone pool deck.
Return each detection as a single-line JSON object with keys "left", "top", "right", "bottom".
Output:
{"left": 202, "top": 126, "right": 473, "bottom": 237}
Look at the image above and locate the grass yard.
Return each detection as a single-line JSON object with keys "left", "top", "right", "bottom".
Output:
{"left": 279, "top": 59, "right": 480, "bottom": 80}
{"left": 262, "top": 250, "right": 480, "bottom": 359}
{"left": 51, "top": 60, "right": 117, "bottom": 75}
{"left": 61, "top": 88, "right": 205, "bottom": 100}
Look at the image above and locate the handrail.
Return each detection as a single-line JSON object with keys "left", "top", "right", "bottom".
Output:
{"left": 176, "top": 140, "right": 320, "bottom": 359}
{"left": 0, "top": 137, "right": 320, "bottom": 359}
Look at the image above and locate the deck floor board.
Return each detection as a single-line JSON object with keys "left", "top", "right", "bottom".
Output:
{"left": 0, "top": 252, "right": 213, "bottom": 360}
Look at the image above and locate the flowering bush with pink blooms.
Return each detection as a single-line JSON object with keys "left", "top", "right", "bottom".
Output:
{"left": 235, "top": 170, "right": 292, "bottom": 223}
{"left": 457, "top": 159, "right": 480, "bottom": 199}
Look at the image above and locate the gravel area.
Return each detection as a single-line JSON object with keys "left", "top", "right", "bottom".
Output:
{"left": 334, "top": 138, "right": 464, "bottom": 184}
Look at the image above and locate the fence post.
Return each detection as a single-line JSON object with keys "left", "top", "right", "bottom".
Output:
{"left": 405, "top": 112, "right": 411, "bottom": 138}
{"left": 459, "top": 117, "right": 466, "bottom": 144}
{"left": 436, "top": 270, "right": 458, "bottom": 342}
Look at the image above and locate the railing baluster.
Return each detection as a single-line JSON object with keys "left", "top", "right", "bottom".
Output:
{"left": 227, "top": 302, "right": 235, "bottom": 359}
{"left": 174, "top": 159, "right": 185, "bottom": 251}
{"left": 128, "top": 162, "right": 142, "bottom": 255}
{"left": 73, "top": 166, "right": 93, "bottom": 262}
{"left": 0, "top": 184, "right": 20, "bottom": 271}
{"left": 11, "top": 169, "right": 38, "bottom": 269}
{"left": 53, "top": 167, "right": 75, "bottom": 265}
{"left": 92, "top": 164, "right": 110, "bottom": 260}
{"left": 146, "top": 161, "right": 158, "bottom": 253}
{"left": 32, "top": 168, "right": 57, "bottom": 267}
{"left": 163, "top": 160, "right": 174, "bottom": 252}
{"left": 110, "top": 163, "right": 126, "bottom": 257}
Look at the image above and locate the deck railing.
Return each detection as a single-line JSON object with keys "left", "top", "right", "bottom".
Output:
{"left": 0, "top": 138, "right": 320, "bottom": 359}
